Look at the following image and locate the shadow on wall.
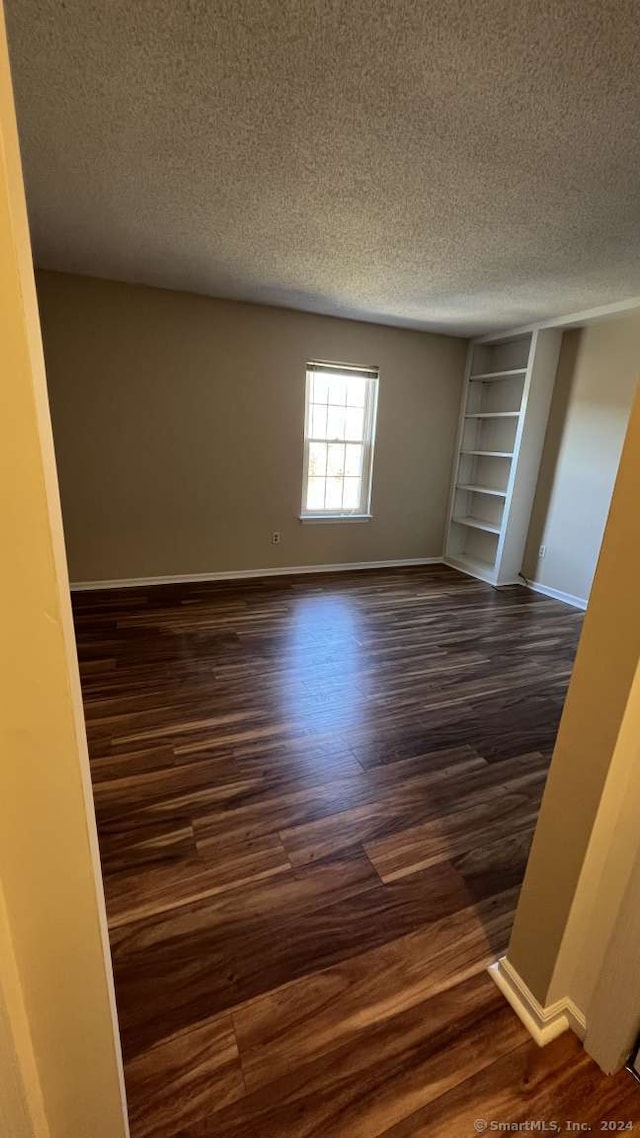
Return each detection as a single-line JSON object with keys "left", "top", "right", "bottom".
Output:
{"left": 523, "top": 329, "right": 581, "bottom": 577}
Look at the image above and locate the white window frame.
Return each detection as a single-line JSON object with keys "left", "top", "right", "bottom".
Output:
{"left": 300, "top": 361, "right": 379, "bottom": 522}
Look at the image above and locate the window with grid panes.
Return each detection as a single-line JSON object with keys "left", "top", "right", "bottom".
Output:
{"left": 301, "top": 362, "right": 379, "bottom": 518}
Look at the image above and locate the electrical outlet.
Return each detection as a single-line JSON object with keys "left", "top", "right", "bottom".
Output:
{"left": 271, "top": 531, "right": 281, "bottom": 545}
{"left": 539, "top": 544, "right": 547, "bottom": 559}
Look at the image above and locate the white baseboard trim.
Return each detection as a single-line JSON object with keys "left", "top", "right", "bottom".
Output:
{"left": 489, "top": 957, "right": 586, "bottom": 1046}
{"left": 69, "top": 557, "right": 444, "bottom": 592}
{"left": 526, "top": 580, "right": 588, "bottom": 611}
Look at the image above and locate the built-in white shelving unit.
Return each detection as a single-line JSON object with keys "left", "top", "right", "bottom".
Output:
{"left": 464, "top": 412, "right": 520, "bottom": 419}
{"left": 444, "top": 328, "right": 562, "bottom": 586}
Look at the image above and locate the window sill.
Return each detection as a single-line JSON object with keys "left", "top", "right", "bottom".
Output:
{"left": 299, "top": 514, "right": 373, "bottom": 524}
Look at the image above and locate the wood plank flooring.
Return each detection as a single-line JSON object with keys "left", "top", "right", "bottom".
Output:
{"left": 72, "top": 565, "right": 639, "bottom": 1135}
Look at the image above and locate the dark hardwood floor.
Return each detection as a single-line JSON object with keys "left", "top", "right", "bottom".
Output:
{"left": 72, "top": 565, "right": 639, "bottom": 1135}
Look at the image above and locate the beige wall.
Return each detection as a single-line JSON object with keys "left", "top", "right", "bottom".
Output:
{"left": 524, "top": 316, "right": 640, "bottom": 602}
{"left": 0, "top": 10, "right": 128, "bottom": 1136}
{"left": 508, "top": 372, "right": 640, "bottom": 1020}
{"left": 35, "top": 270, "right": 466, "bottom": 583}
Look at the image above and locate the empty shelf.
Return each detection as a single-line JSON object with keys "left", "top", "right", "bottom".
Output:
{"left": 456, "top": 483, "right": 507, "bottom": 497}
{"left": 452, "top": 516, "right": 501, "bottom": 535}
{"left": 469, "top": 368, "right": 527, "bottom": 382}
{"left": 461, "top": 450, "right": 513, "bottom": 458}
{"left": 445, "top": 553, "right": 497, "bottom": 581}
{"left": 464, "top": 411, "right": 520, "bottom": 419}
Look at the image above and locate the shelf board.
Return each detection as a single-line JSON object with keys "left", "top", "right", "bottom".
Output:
{"left": 464, "top": 411, "right": 520, "bottom": 419}
{"left": 461, "top": 450, "right": 513, "bottom": 458}
{"left": 456, "top": 483, "right": 507, "bottom": 497}
{"left": 452, "top": 516, "right": 501, "bottom": 535}
{"left": 444, "top": 553, "right": 497, "bottom": 583}
{"left": 469, "top": 368, "right": 527, "bottom": 382}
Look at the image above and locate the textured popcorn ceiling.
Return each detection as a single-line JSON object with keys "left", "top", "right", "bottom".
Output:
{"left": 5, "top": 0, "right": 640, "bottom": 334}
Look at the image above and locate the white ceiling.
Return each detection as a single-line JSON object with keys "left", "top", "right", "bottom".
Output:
{"left": 5, "top": 0, "right": 640, "bottom": 335}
